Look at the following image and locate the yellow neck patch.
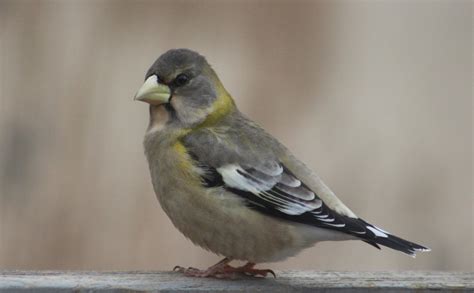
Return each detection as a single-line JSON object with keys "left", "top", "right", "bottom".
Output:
{"left": 198, "top": 72, "right": 235, "bottom": 128}
{"left": 201, "top": 93, "right": 234, "bottom": 128}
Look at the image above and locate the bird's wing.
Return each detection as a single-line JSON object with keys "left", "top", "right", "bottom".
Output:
{"left": 279, "top": 152, "right": 358, "bottom": 218}
{"left": 182, "top": 118, "right": 429, "bottom": 256}
{"left": 189, "top": 151, "right": 373, "bottom": 237}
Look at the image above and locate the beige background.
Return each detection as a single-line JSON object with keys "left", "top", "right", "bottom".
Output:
{"left": 0, "top": 0, "right": 472, "bottom": 271}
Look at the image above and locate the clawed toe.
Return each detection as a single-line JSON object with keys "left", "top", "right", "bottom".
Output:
{"left": 173, "top": 266, "right": 207, "bottom": 277}
{"left": 173, "top": 259, "right": 276, "bottom": 279}
{"left": 173, "top": 265, "right": 197, "bottom": 273}
{"left": 173, "top": 265, "right": 184, "bottom": 272}
{"left": 172, "top": 258, "right": 237, "bottom": 279}
{"left": 173, "top": 264, "right": 238, "bottom": 279}
{"left": 242, "top": 268, "right": 276, "bottom": 278}
{"left": 236, "top": 262, "right": 276, "bottom": 278}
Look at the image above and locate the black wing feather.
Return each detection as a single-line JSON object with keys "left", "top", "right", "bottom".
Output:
{"left": 189, "top": 151, "right": 430, "bottom": 256}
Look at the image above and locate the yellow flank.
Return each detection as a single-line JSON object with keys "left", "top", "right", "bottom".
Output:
{"left": 173, "top": 141, "right": 191, "bottom": 167}
{"left": 172, "top": 141, "right": 199, "bottom": 180}
{"left": 173, "top": 140, "right": 187, "bottom": 154}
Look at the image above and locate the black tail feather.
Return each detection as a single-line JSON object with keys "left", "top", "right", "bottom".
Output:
{"left": 359, "top": 220, "right": 430, "bottom": 257}
{"left": 362, "top": 240, "right": 381, "bottom": 250}
{"left": 367, "top": 233, "right": 430, "bottom": 257}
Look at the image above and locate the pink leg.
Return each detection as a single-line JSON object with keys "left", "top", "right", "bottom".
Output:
{"left": 173, "top": 259, "right": 276, "bottom": 279}
{"left": 173, "top": 258, "right": 237, "bottom": 279}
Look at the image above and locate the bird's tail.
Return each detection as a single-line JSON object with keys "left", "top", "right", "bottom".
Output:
{"left": 359, "top": 220, "right": 430, "bottom": 257}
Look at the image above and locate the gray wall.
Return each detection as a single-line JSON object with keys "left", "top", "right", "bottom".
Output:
{"left": 0, "top": 0, "right": 472, "bottom": 271}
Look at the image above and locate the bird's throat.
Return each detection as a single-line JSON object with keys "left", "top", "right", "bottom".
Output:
{"left": 147, "top": 105, "right": 171, "bottom": 134}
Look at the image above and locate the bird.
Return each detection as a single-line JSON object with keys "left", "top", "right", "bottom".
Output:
{"left": 134, "top": 48, "right": 430, "bottom": 278}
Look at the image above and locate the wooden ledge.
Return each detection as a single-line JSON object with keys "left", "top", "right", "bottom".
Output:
{"left": 1, "top": 270, "right": 472, "bottom": 292}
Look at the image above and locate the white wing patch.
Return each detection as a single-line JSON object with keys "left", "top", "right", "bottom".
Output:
{"left": 215, "top": 164, "right": 405, "bottom": 239}
{"left": 217, "top": 164, "right": 322, "bottom": 216}
{"left": 217, "top": 165, "right": 273, "bottom": 193}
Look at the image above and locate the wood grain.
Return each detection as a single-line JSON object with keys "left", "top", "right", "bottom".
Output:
{"left": 1, "top": 271, "right": 473, "bottom": 292}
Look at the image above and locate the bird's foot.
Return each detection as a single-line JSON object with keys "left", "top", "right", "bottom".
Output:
{"left": 173, "top": 259, "right": 276, "bottom": 279}
{"left": 235, "top": 262, "right": 276, "bottom": 278}
{"left": 173, "top": 257, "right": 239, "bottom": 279}
{"left": 173, "top": 264, "right": 239, "bottom": 279}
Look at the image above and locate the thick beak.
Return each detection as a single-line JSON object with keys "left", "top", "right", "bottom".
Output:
{"left": 134, "top": 75, "right": 171, "bottom": 105}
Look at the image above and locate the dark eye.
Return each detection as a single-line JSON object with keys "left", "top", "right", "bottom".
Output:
{"left": 174, "top": 73, "right": 189, "bottom": 87}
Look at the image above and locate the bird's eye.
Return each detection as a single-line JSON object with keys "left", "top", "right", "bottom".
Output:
{"left": 174, "top": 74, "right": 189, "bottom": 87}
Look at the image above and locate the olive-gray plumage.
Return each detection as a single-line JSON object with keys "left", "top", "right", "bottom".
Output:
{"left": 136, "top": 49, "right": 429, "bottom": 275}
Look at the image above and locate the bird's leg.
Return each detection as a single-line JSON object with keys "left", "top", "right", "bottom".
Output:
{"left": 173, "top": 259, "right": 276, "bottom": 279}
{"left": 173, "top": 257, "right": 238, "bottom": 278}
{"left": 234, "top": 262, "right": 276, "bottom": 278}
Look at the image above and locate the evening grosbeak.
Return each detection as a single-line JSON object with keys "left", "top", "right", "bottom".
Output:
{"left": 134, "top": 49, "right": 430, "bottom": 278}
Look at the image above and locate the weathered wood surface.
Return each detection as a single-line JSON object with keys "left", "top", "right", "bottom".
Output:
{"left": 0, "top": 270, "right": 472, "bottom": 292}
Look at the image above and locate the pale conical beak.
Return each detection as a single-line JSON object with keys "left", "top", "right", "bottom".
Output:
{"left": 134, "top": 75, "right": 171, "bottom": 105}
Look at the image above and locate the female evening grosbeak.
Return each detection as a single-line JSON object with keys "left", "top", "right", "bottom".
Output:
{"left": 134, "top": 49, "right": 429, "bottom": 278}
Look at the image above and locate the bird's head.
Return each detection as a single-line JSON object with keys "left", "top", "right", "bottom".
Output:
{"left": 135, "top": 49, "right": 235, "bottom": 129}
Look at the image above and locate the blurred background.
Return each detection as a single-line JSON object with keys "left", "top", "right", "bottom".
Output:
{"left": 0, "top": 0, "right": 472, "bottom": 272}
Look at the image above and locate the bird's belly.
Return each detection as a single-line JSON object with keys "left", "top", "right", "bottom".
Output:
{"left": 157, "top": 182, "right": 317, "bottom": 262}
{"left": 144, "top": 139, "right": 344, "bottom": 263}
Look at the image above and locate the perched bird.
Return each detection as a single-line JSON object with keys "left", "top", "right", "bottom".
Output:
{"left": 134, "top": 48, "right": 430, "bottom": 278}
